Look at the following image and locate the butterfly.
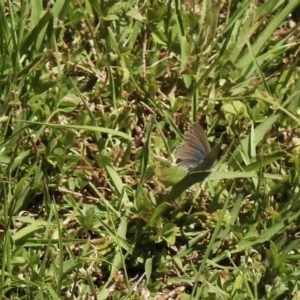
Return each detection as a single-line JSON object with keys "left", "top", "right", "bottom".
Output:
{"left": 175, "top": 123, "right": 211, "bottom": 171}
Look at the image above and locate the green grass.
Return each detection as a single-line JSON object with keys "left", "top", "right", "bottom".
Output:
{"left": 1, "top": 0, "right": 300, "bottom": 299}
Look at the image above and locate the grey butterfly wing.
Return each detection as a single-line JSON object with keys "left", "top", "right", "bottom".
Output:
{"left": 175, "top": 123, "right": 211, "bottom": 170}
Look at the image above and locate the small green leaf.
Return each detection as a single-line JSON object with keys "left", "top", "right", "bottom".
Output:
{"left": 126, "top": 9, "right": 145, "bottom": 22}
{"left": 145, "top": 257, "right": 153, "bottom": 284}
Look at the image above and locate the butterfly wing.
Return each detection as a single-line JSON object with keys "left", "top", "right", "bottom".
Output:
{"left": 175, "top": 123, "right": 211, "bottom": 170}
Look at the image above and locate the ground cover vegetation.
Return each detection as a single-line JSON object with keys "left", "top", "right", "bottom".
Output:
{"left": 1, "top": 0, "right": 300, "bottom": 299}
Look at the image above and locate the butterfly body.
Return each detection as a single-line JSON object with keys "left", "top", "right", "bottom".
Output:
{"left": 175, "top": 123, "right": 211, "bottom": 171}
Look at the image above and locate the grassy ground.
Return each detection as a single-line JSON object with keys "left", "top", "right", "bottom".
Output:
{"left": 1, "top": 0, "right": 300, "bottom": 299}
